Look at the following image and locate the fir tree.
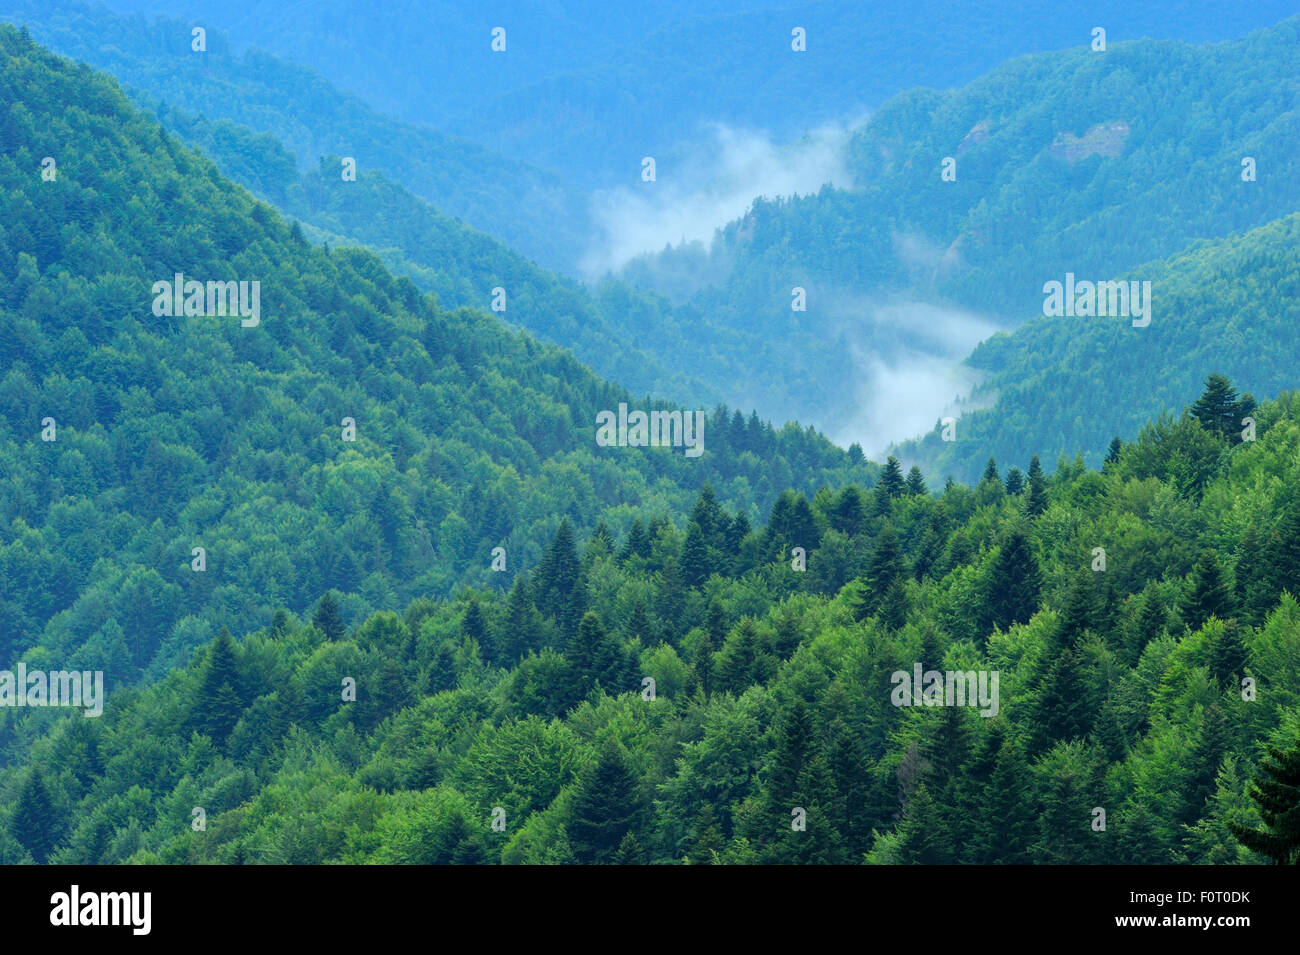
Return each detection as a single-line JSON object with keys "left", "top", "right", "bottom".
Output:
{"left": 1265, "top": 494, "right": 1300, "bottom": 602}
{"left": 568, "top": 739, "right": 645, "bottom": 864}
{"left": 619, "top": 518, "right": 650, "bottom": 562}
{"left": 194, "top": 628, "right": 244, "bottom": 748}
{"left": 878, "top": 456, "right": 906, "bottom": 499}
{"left": 905, "top": 466, "right": 927, "bottom": 496}
{"left": 1004, "top": 467, "right": 1025, "bottom": 495}
{"left": 1026, "top": 455, "right": 1049, "bottom": 517}
{"left": 461, "top": 600, "right": 493, "bottom": 664}
{"left": 829, "top": 486, "right": 867, "bottom": 536}
{"left": 613, "top": 831, "right": 647, "bottom": 865}
{"left": 566, "top": 611, "right": 623, "bottom": 702}
{"left": 981, "top": 457, "right": 1000, "bottom": 485}
{"left": 686, "top": 804, "right": 724, "bottom": 865}
{"left": 972, "top": 734, "right": 1033, "bottom": 864}
{"left": 312, "top": 590, "right": 346, "bottom": 641}
{"left": 500, "top": 573, "right": 544, "bottom": 664}
{"left": 894, "top": 784, "right": 954, "bottom": 864}
{"left": 1030, "top": 646, "right": 1094, "bottom": 754}
{"left": 533, "top": 519, "right": 586, "bottom": 634}
{"left": 985, "top": 526, "right": 1041, "bottom": 634}
{"left": 1210, "top": 620, "right": 1249, "bottom": 688}
{"left": 1181, "top": 704, "right": 1227, "bottom": 827}
{"left": 704, "top": 598, "right": 728, "bottom": 647}
{"left": 1190, "top": 373, "right": 1245, "bottom": 440}
{"left": 681, "top": 521, "right": 710, "bottom": 588}
{"left": 10, "top": 766, "right": 59, "bottom": 863}
{"left": 724, "top": 511, "right": 751, "bottom": 557}
{"left": 1230, "top": 736, "right": 1300, "bottom": 864}
{"left": 689, "top": 483, "right": 726, "bottom": 546}
{"left": 852, "top": 526, "right": 905, "bottom": 621}
{"left": 1183, "top": 550, "right": 1234, "bottom": 631}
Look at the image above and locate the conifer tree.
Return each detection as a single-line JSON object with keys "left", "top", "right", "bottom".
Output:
{"left": 566, "top": 611, "right": 622, "bottom": 702}
{"left": 689, "top": 483, "right": 726, "bottom": 547}
{"left": 1026, "top": 455, "right": 1049, "bottom": 517}
{"left": 1190, "top": 373, "right": 1242, "bottom": 440}
{"left": 1126, "top": 587, "right": 1169, "bottom": 665}
{"left": 10, "top": 766, "right": 59, "bottom": 863}
{"left": 533, "top": 519, "right": 585, "bottom": 634}
{"left": 985, "top": 526, "right": 1041, "bottom": 633}
{"left": 613, "top": 831, "right": 647, "bottom": 865}
{"left": 1181, "top": 704, "right": 1227, "bottom": 826}
{"left": 1183, "top": 550, "right": 1234, "bottom": 631}
{"left": 1265, "top": 494, "right": 1300, "bottom": 602}
{"left": 194, "top": 628, "right": 244, "bottom": 747}
{"left": 461, "top": 600, "right": 493, "bottom": 664}
{"left": 686, "top": 804, "right": 724, "bottom": 865}
{"left": 767, "top": 700, "right": 814, "bottom": 810}
{"left": 1230, "top": 736, "right": 1300, "bottom": 864}
{"left": 894, "top": 784, "right": 954, "bottom": 864}
{"left": 704, "top": 598, "right": 728, "bottom": 647}
{"left": 619, "top": 518, "right": 649, "bottom": 562}
{"left": 878, "top": 456, "right": 906, "bottom": 499}
{"left": 312, "top": 590, "right": 346, "bottom": 641}
{"left": 878, "top": 578, "right": 910, "bottom": 632}
{"left": 568, "top": 739, "right": 645, "bottom": 864}
{"left": 971, "top": 734, "right": 1033, "bottom": 864}
{"left": 1030, "top": 646, "right": 1094, "bottom": 754}
{"left": 627, "top": 600, "right": 652, "bottom": 643}
{"left": 905, "top": 466, "right": 927, "bottom": 496}
{"left": 1004, "top": 466, "right": 1024, "bottom": 495}
{"left": 724, "top": 511, "right": 751, "bottom": 557}
{"left": 829, "top": 486, "right": 867, "bottom": 536}
{"left": 681, "top": 521, "right": 710, "bottom": 588}
{"left": 1209, "top": 620, "right": 1249, "bottom": 688}
{"left": 852, "top": 526, "right": 905, "bottom": 621}
{"left": 981, "top": 457, "right": 1000, "bottom": 485}
{"left": 500, "top": 573, "right": 544, "bottom": 664}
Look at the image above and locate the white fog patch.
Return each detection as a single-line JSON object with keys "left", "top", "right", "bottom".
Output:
{"left": 582, "top": 119, "right": 863, "bottom": 278}
{"left": 826, "top": 298, "right": 1005, "bottom": 456}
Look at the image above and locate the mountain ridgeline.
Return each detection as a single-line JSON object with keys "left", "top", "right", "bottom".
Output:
{"left": 618, "top": 18, "right": 1300, "bottom": 458}
{"left": 1, "top": 12, "right": 1299, "bottom": 871}
{"left": 0, "top": 25, "right": 872, "bottom": 688}
{"left": 3, "top": 374, "right": 1299, "bottom": 864}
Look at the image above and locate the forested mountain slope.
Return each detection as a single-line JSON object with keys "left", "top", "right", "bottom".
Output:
{"left": 91, "top": 0, "right": 1300, "bottom": 186}
{"left": 147, "top": 108, "right": 734, "bottom": 410}
{"left": 1, "top": 0, "right": 587, "bottom": 270}
{"left": 894, "top": 213, "right": 1300, "bottom": 482}
{"left": 3, "top": 377, "right": 1297, "bottom": 865}
{"left": 0, "top": 26, "right": 872, "bottom": 688}
{"left": 618, "top": 19, "right": 1300, "bottom": 444}
{"left": 7, "top": 0, "right": 757, "bottom": 408}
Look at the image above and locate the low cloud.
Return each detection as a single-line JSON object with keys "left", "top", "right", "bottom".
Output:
{"left": 825, "top": 297, "right": 1005, "bottom": 456}
{"left": 581, "top": 119, "right": 862, "bottom": 278}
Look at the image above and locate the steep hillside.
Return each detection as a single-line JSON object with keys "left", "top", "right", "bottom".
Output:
{"left": 0, "top": 26, "right": 872, "bottom": 686}
{"left": 4, "top": 378, "right": 1298, "bottom": 865}
{"left": 2, "top": 0, "right": 588, "bottom": 270}
{"left": 145, "top": 105, "right": 735, "bottom": 410}
{"left": 894, "top": 214, "right": 1300, "bottom": 483}
{"left": 91, "top": 0, "right": 1300, "bottom": 186}
{"left": 618, "top": 19, "right": 1300, "bottom": 444}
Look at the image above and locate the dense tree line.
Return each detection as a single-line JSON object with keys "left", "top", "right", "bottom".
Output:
{"left": 0, "top": 25, "right": 873, "bottom": 689}
{"left": 4, "top": 379, "right": 1300, "bottom": 864}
